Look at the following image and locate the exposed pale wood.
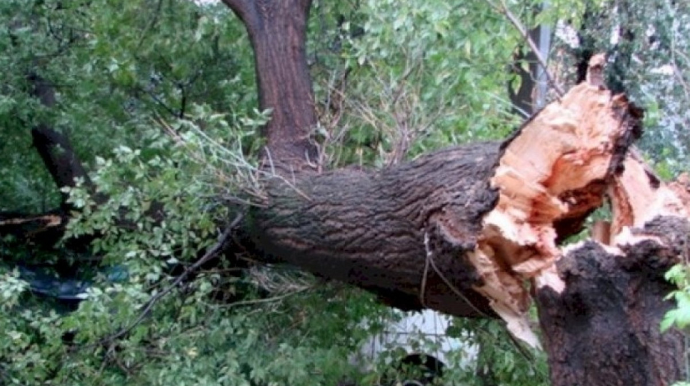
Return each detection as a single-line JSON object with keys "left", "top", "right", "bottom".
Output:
{"left": 535, "top": 159, "right": 689, "bottom": 385}
{"left": 0, "top": 211, "right": 68, "bottom": 248}
{"left": 468, "top": 80, "right": 640, "bottom": 345}
{"left": 0, "top": 214, "right": 62, "bottom": 227}
{"left": 610, "top": 155, "right": 690, "bottom": 239}
{"left": 586, "top": 53, "right": 606, "bottom": 87}
{"left": 590, "top": 220, "right": 611, "bottom": 244}
{"left": 529, "top": 55, "right": 687, "bottom": 384}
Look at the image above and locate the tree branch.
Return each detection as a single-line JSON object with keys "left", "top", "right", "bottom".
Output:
{"left": 94, "top": 214, "right": 243, "bottom": 347}
{"left": 487, "top": 0, "right": 564, "bottom": 97}
{"left": 221, "top": 0, "right": 258, "bottom": 29}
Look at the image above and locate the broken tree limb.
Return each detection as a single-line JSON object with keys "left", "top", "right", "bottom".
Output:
{"left": 246, "top": 62, "right": 688, "bottom": 385}
{"left": 248, "top": 78, "right": 642, "bottom": 332}
{"left": 0, "top": 211, "right": 67, "bottom": 248}
{"left": 0, "top": 72, "right": 93, "bottom": 248}
{"left": 0, "top": 72, "right": 103, "bottom": 248}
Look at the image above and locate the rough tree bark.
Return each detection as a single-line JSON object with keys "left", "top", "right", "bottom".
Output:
{"left": 250, "top": 144, "right": 502, "bottom": 318}
{"left": 537, "top": 229, "right": 685, "bottom": 385}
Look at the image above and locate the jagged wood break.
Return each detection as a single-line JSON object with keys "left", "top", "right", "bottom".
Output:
{"left": 534, "top": 151, "right": 688, "bottom": 385}
{"left": 249, "top": 60, "right": 643, "bottom": 332}
{"left": 470, "top": 80, "right": 642, "bottom": 346}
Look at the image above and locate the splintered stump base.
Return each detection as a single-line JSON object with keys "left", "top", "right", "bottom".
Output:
{"left": 472, "top": 79, "right": 686, "bottom": 384}
{"left": 532, "top": 144, "right": 690, "bottom": 385}
{"left": 469, "top": 82, "right": 643, "bottom": 345}
{"left": 530, "top": 155, "right": 690, "bottom": 386}
{"left": 248, "top": 71, "right": 685, "bottom": 384}
{"left": 537, "top": 224, "right": 685, "bottom": 386}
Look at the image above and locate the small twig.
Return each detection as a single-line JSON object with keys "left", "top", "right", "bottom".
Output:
{"left": 97, "top": 344, "right": 112, "bottom": 374}
{"left": 177, "top": 82, "right": 187, "bottom": 118}
{"left": 422, "top": 232, "right": 490, "bottom": 318}
{"left": 671, "top": 35, "right": 690, "bottom": 103}
{"left": 96, "top": 214, "right": 243, "bottom": 346}
{"left": 154, "top": 114, "right": 268, "bottom": 203}
{"left": 211, "top": 287, "right": 309, "bottom": 309}
{"left": 487, "top": 0, "right": 564, "bottom": 97}
{"left": 143, "top": 87, "right": 179, "bottom": 117}
{"left": 420, "top": 233, "right": 431, "bottom": 307}
{"left": 135, "top": 0, "right": 164, "bottom": 50}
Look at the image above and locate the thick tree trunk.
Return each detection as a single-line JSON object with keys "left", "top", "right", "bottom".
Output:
{"left": 250, "top": 144, "right": 502, "bottom": 317}
{"left": 223, "top": 0, "right": 318, "bottom": 170}
{"left": 537, "top": 229, "right": 685, "bottom": 386}
{"left": 247, "top": 78, "right": 644, "bottom": 331}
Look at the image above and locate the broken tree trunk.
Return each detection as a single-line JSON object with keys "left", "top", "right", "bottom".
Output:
{"left": 535, "top": 153, "right": 689, "bottom": 385}
{"left": 248, "top": 62, "right": 685, "bottom": 384}
{"left": 249, "top": 79, "right": 640, "bottom": 326}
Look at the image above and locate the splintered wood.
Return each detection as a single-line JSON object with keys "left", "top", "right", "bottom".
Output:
{"left": 470, "top": 65, "right": 643, "bottom": 347}
{"left": 609, "top": 156, "right": 690, "bottom": 245}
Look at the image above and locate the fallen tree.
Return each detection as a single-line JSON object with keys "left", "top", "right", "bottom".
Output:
{"left": 247, "top": 60, "right": 686, "bottom": 384}
{"left": 226, "top": 1, "right": 686, "bottom": 383}
{"left": 1, "top": 0, "right": 686, "bottom": 385}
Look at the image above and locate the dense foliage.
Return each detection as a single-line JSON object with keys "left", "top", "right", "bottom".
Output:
{"left": 0, "top": 0, "right": 688, "bottom": 385}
